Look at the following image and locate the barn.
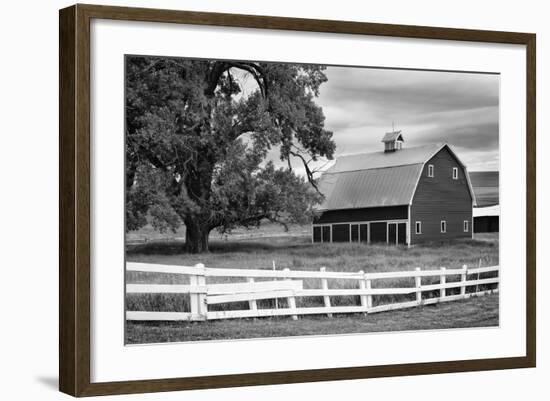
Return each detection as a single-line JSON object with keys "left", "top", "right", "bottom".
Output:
{"left": 312, "top": 132, "right": 475, "bottom": 246}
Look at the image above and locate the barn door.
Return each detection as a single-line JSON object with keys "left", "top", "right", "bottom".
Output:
{"left": 359, "top": 224, "right": 368, "bottom": 243}
{"left": 388, "top": 223, "right": 397, "bottom": 245}
{"left": 387, "top": 222, "right": 406, "bottom": 245}
{"left": 370, "top": 222, "right": 387, "bottom": 243}
{"left": 397, "top": 223, "right": 406, "bottom": 245}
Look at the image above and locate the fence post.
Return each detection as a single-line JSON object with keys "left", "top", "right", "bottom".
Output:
{"left": 460, "top": 264, "right": 467, "bottom": 298}
{"left": 320, "top": 267, "right": 332, "bottom": 317}
{"left": 273, "top": 260, "right": 278, "bottom": 310}
{"left": 358, "top": 270, "right": 367, "bottom": 314}
{"left": 415, "top": 267, "right": 422, "bottom": 305}
{"left": 440, "top": 267, "right": 446, "bottom": 299}
{"left": 247, "top": 277, "right": 258, "bottom": 313}
{"left": 189, "top": 263, "right": 207, "bottom": 320}
{"left": 283, "top": 268, "right": 298, "bottom": 320}
{"left": 475, "top": 259, "right": 482, "bottom": 294}
{"left": 366, "top": 278, "right": 373, "bottom": 309}
{"left": 189, "top": 273, "right": 199, "bottom": 318}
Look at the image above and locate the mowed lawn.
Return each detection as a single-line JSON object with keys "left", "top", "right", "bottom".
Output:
{"left": 125, "top": 226, "right": 499, "bottom": 343}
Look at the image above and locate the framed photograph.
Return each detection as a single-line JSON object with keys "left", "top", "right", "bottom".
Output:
{"left": 59, "top": 4, "right": 536, "bottom": 397}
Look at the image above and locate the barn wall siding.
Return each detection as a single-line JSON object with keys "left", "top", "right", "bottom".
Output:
{"left": 314, "top": 205, "right": 408, "bottom": 224}
{"left": 410, "top": 147, "right": 472, "bottom": 244}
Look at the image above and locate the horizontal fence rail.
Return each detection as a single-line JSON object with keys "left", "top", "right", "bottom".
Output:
{"left": 126, "top": 262, "right": 499, "bottom": 322}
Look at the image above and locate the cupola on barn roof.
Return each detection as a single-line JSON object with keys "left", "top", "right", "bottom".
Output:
{"left": 381, "top": 130, "right": 404, "bottom": 152}
{"left": 381, "top": 130, "right": 404, "bottom": 143}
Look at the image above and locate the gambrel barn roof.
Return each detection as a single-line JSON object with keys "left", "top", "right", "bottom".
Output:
{"left": 316, "top": 143, "right": 475, "bottom": 211}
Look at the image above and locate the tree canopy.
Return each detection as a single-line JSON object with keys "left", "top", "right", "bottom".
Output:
{"left": 125, "top": 56, "right": 335, "bottom": 252}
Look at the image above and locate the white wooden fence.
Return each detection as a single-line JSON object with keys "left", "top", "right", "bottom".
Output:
{"left": 126, "top": 263, "right": 499, "bottom": 321}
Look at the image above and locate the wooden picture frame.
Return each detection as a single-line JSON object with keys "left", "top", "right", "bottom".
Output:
{"left": 59, "top": 3, "right": 536, "bottom": 397}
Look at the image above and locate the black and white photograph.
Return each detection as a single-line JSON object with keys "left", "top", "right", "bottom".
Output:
{"left": 124, "top": 55, "right": 500, "bottom": 344}
{"left": 1, "top": 0, "right": 543, "bottom": 398}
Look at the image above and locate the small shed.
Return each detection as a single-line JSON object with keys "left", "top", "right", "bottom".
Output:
{"left": 473, "top": 204, "right": 500, "bottom": 233}
{"left": 469, "top": 171, "right": 499, "bottom": 233}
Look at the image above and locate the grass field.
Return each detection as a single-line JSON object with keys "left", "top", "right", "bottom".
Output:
{"left": 125, "top": 225, "right": 499, "bottom": 343}
{"left": 126, "top": 294, "right": 499, "bottom": 343}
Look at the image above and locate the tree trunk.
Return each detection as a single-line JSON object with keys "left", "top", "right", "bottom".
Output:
{"left": 185, "top": 220, "right": 211, "bottom": 253}
{"left": 180, "top": 152, "right": 216, "bottom": 254}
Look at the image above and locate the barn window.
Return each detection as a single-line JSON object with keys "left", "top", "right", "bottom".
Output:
{"left": 415, "top": 221, "right": 422, "bottom": 234}
{"left": 464, "top": 220, "right": 469, "bottom": 232}
{"left": 313, "top": 226, "right": 322, "bottom": 242}
{"left": 453, "top": 167, "right": 459, "bottom": 180}
{"left": 428, "top": 164, "right": 434, "bottom": 177}
{"left": 441, "top": 220, "right": 447, "bottom": 233}
{"left": 313, "top": 225, "right": 331, "bottom": 243}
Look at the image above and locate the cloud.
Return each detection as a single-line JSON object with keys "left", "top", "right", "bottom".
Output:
{"left": 265, "top": 65, "right": 499, "bottom": 174}
{"left": 321, "top": 67, "right": 499, "bottom": 163}
{"left": 321, "top": 67, "right": 499, "bottom": 115}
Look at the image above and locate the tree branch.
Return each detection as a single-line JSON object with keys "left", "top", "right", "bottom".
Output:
{"left": 205, "top": 61, "right": 268, "bottom": 99}
{"left": 288, "top": 150, "right": 319, "bottom": 192}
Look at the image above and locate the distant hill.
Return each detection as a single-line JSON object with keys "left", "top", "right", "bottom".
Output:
{"left": 469, "top": 171, "right": 499, "bottom": 207}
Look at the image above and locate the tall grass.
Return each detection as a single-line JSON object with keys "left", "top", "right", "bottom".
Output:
{"left": 126, "top": 234, "right": 499, "bottom": 313}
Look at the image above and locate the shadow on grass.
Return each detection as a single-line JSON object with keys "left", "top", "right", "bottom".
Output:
{"left": 126, "top": 237, "right": 311, "bottom": 256}
{"left": 127, "top": 235, "right": 495, "bottom": 257}
{"left": 127, "top": 240, "right": 188, "bottom": 255}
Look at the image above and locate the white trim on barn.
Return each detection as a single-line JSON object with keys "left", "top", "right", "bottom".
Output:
{"left": 428, "top": 164, "right": 434, "bottom": 177}
{"left": 407, "top": 204, "right": 411, "bottom": 248}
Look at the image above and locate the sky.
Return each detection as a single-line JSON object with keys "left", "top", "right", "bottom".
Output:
{"left": 262, "top": 65, "right": 500, "bottom": 176}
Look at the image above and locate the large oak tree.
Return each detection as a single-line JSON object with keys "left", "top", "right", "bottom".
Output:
{"left": 126, "top": 56, "right": 335, "bottom": 253}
